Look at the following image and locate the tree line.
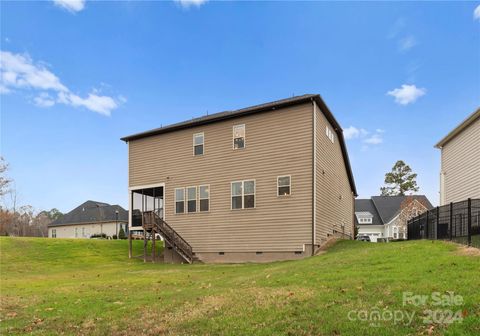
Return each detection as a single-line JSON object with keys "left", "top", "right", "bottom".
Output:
{"left": 0, "top": 157, "right": 63, "bottom": 237}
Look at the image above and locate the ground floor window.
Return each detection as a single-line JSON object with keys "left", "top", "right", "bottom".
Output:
{"left": 199, "top": 185, "right": 210, "bottom": 212}
{"left": 52, "top": 229, "right": 56, "bottom": 238}
{"left": 232, "top": 180, "right": 255, "bottom": 209}
{"left": 187, "top": 186, "right": 197, "bottom": 213}
{"left": 175, "top": 188, "right": 185, "bottom": 214}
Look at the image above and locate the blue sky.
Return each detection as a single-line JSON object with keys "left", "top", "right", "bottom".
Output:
{"left": 1, "top": 0, "right": 479, "bottom": 213}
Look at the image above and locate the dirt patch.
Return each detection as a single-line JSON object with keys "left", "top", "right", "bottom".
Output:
{"left": 455, "top": 245, "right": 480, "bottom": 257}
{"left": 316, "top": 237, "right": 339, "bottom": 253}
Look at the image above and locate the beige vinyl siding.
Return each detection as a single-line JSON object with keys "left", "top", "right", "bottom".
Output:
{"left": 441, "top": 116, "right": 480, "bottom": 204}
{"left": 314, "top": 102, "right": 354, "bottom": 243}
{"left": 129, "top": 103, "right": 313, "bottom": 252}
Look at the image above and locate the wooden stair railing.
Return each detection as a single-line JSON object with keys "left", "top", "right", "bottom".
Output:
{"left": 142, "top": 211, "right": 193, "bottom": 263}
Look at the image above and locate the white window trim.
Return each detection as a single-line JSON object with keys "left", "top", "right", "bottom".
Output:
{"left": 193, "top": 132, "right": 205, "bottom": 156}
{"left": 199, "top": 184, "right": 210, "bottom": 212}
{"left": 186, "top": 186, "right": 198, "bottom": 213}
{"left": 231, "top": 179, "right": 256, "bottom": 210}
{"left": 325, "top": 125, "right": 335, "bottom": 143}
{"left": 233, "top": 124, "right": 246, "bottom": 150}
{"left": 174, "top": 187, "right": 186, "bottom": 214}
{"left": 277, "top": 175, "right": 292, "bottom": 197}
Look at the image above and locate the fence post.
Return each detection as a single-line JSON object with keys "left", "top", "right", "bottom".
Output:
{"left": 425, "top": 211, "right": 429, "bottom": 239}
{"left": 449, "top": 202, "right": 453, "bottom": 241}
{"left": 467, "top": 198, "right": 472, "bottom": 246}
{"left": 436, "top": 206, "right": 440, "bottom": 240}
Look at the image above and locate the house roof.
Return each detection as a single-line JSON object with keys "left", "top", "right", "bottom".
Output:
{"left": 355, "top": 195, "right": 434, "bottom": 226}
{"left": 120, "top": 94, "right": 357, "bottom": 196}
{"left": 354, "top": 199, "right": 383, "bottom": 226}
{"left": 435, "top": 108, "right": 480, "bottom": 148}
{"left": 48, "top": 200, "right": 128, "bottom": 227}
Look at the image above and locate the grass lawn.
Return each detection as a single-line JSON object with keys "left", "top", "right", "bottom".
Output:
{"left": 0, "top": 237, "right": 479, "bottom": 335}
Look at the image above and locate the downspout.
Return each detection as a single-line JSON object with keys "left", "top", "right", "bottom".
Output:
{"left": 312, "top": 98, "right": 317, "bottom": 255}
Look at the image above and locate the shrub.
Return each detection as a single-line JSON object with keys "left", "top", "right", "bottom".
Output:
{"left": 118, "top": 227, "right": 126, "bottom": 240}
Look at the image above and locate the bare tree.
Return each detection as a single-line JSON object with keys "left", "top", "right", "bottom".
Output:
{"left": 0, "top": 157, "right": 12, "bottom": 197}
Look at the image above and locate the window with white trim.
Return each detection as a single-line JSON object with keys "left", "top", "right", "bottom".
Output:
{"left": 75, "top": 227, "right": 78, "bottom": 238}
{"left": 232, "top": 180, "right": 255, "bottom": 209}
{"left": 187, "top": 186, "right": 197, "bottom": 213}
{"left": 325, "top": 126, "right": 334, "bottom": 143}
{"left": 199, "top": 185, "right": 210, "bottom": 212}
{"left": 175, "top": 188, "right": 185, "bottom": 214}
{"left": 52, "top": 229, "right": 56, "bottom": 238}
{"left": 233, "top": 125, "right": 245, "bottom": 149}
{"left": 193, "top": 133, "right": 204, "bottom": 156}
{"left": 277, "top": 176, "right": 291, "bottom": 196}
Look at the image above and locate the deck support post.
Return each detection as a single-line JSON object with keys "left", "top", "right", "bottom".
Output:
{"left": 128, "top": 230, "right": 132, "bottom": 259}
{"left": 143, "top": 228, "right": 147, "bottom": 263}
{"left": 152, "top": 230, "right": 156, "bottom": 263}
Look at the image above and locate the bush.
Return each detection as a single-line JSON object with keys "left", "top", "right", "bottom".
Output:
{"left": 118, "top": 227, "right": 126, "bottom": 240}
{"left": 112, "top": 234, "right": 117, "bottom": 240}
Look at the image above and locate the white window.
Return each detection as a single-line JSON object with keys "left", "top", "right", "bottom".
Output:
{"left": 199, "top": 185, "right": 210, "bottom": 212}
{"left": 233, "top": 125, "right": 245, "bottom": 149}
{"left": 82, "top": 227, "right": 86, "bottom": 237}
{"left": 52, "top": 229, "right": 56, "bottom": 238}
{"left": 75, "top": 227, "right": 78, "bottom": 238}
{"left": 193, "top": 133, "right": 204, "bottom": 156}
{"left": 277, "top": 176, "right": 291, "bottom": 196}
{"left": 187, "top": 186, "right": 197, "bottom": 213}
{"left": 325, "top": 126, "right": 334, "bottom": 143}
{"left": 231, "top": 180, "right": 255, "bottom": 209}
{"left": 175, "top": 188, "right": 185, "bottom": 214}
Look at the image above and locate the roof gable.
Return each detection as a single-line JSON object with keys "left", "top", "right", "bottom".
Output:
{"left": 435, "top": 108, "right": 480, "bottom": 148}
{"left": 371, "top": 195, "right": 433, "bottom": 224}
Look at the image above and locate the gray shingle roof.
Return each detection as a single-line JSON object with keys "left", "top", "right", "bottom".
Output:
{"left": 48, "top": 200, "right": 128, "bottom": 227}
{"left": 354, "top": 199, "right": 383, "bottom": 226}
{"left": 355, "top": 195, "right": 434, "bottom": 226}
{"left": 120, "top": 94, "right": 357, "bottom": 196}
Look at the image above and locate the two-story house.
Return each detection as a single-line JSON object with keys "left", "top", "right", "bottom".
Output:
{"left": 436, "top": 108, "right": 480, "bottom": 205}
{"left": 121, "top": 94, "right": 357, "bottom": 263}
{"left": 355, "top": 196, "right": 433, "bottom": 242}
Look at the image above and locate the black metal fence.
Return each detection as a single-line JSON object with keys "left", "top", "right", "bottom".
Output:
{"left": 408, "top": 198, "right": 480, "bottom": 248}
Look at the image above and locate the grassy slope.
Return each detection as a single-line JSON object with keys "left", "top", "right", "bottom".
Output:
{"left": 0, "top": 238, "right": 479, "bottom": 336}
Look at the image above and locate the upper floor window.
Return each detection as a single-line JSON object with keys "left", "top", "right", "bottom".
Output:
{"left": 231, "top": 180, "right": 255, "bottom": 209}
{"left": 187, "top": 186, "right": 197, "bottom": 213}
{"left": 277, "top": 176, "right": 291, "bottom": 196}
{"left": 233, "top": 125, "right": 245, "bottom": 149}
{"left": 193, "top": 133, "right": 204, "bottom": 156}
{"left": 325, "top": 126, "right": 334, "bottom": 143}
{"left": 199, "top": 185, "right": 210, "bottom": 212}
{"left": 175, "top": 188, "right": 185, "bottom": 214}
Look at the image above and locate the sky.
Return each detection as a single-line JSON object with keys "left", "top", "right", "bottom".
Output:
{"left": 1, "top": 0, "right": 479, "bottom": 213}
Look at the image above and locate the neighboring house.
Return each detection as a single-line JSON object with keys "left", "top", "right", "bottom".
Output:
{"left": 355, "top": 196, "right": 433, "bottom": 242}
{"left": 48, "top": 201, "right": 128, "bottom": 239}
{"left": 121, "top": 94, "right": 357, "bottom": 263}
{"left": 435, "top": 108, "right": 480, "bottom": 205}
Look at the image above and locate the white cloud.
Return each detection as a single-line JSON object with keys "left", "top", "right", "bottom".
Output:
{"left": 175, "top": 0, "right": 208, "bottom": 9}
{"left": 1, "top": 50, "right": 123, "bottom": 116}
{"left": 364, "top": 134, "right": 383, "bottom": 145}
{"left": 387, "top": 84, "right": 426, "bottom": 105}
{"left": 343, "top": 126, "right": 368, "bottom": 140}
{"left": 343, "top": 126, "right": 383, "bottom": 147}
{"left": 58, "top": 91, "right": 118, "bottom": 116}
{"left": 398, "top": 35, "right": 417, "bottom": 52}
{"left": 475, "top": 5, "right": 480, "bottom": 21}
{"left": 53, "top": 0, "right": 85, "bottom": 13}
{"left": 34, "top": 92, "right": 56, "bottom": 107}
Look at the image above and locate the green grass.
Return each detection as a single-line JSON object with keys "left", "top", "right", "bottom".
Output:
{"left": 1, "top": 237, "right": 479, "bottom": 335}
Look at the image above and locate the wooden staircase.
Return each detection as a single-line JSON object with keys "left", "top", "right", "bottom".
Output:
{"left": 142, "top": 211, "right": 194, "bottom": 264}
